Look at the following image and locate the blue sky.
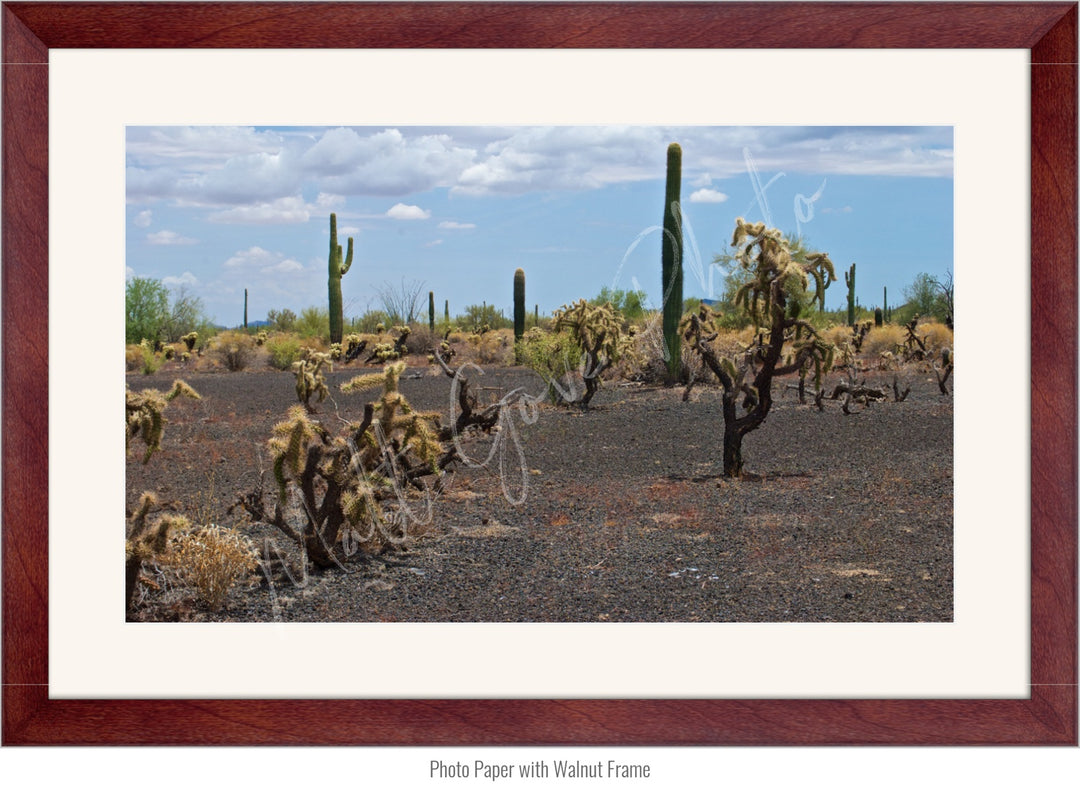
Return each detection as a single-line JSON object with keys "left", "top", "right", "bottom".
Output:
{"left": 125, "top": 125, "right": 953, "bottom": 326}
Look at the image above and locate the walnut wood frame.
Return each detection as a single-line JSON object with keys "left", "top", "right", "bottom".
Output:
{"left": 2, "top": 2, "right": 1076, "bottom": 746}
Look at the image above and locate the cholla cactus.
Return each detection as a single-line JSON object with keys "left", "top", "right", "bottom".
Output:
{"left": 292, "top": 351, "right": 332, "bottom": 412}
{"left": 181, "top": 332, "right": 198, "bottom": 353}
{"left": 551, "top": 299, "right": 627, "bottom": 407}
{"left": 125, "top": 492, "right": 190, "bottom": 610}
{"left": 237, "top": 362, "right": 449, "bottom": 568}
{"left": 126, "top": 379, "right": 201, "bottom": 463}
{"left": 683, "top": 219, "right": 835, "bottom": 477}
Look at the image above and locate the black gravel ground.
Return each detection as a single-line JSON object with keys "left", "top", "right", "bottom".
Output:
{"left": 127, "top": 362, "right": 953, "bottom": 623}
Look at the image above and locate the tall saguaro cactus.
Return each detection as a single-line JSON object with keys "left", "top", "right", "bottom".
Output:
{"left": 844, "top": 262, "right": 856, "bottom": 327}
{"left": 513, "top": 268, "right": 526, "bottom": 341}
{"left": 513, "top": 267, "right": 526, "bottom": 363}
{"left": 661, "top": 143, "right": 683, "bottom": 384}
{"left": 327, "top": 213, "right": 354, "bottom": 345}
{"left": 243, "top": 288, "right": 248, "bottom": 329}
{"left": 883, "top": 285, "right": 889, "bottom": 323}
{"left": 428, "top": 291, "right": 436, "bottom": 332}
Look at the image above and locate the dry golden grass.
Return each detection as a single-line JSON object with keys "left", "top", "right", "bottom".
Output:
{"left": 862, "top": 325, "right": 907, "bottom": 356}
{"left": 919, "top": 321, "right": 953, "bottom": 352}
{"left": 169, "top": 524, "right": 258, "bottom": 611}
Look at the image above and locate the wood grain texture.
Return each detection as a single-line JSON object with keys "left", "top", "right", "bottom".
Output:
{"left": 1, "top": 1, "right": 1076, "bottom": 746}
{"left": 1, "top": 2, "right": 1074, "bottom": 49}
{"left": 2, "top": 1, "right": 49, "bottom": 743}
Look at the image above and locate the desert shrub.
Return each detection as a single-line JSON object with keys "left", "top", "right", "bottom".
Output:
{"left": 296, "top": 306, "right": 330, "bottom": 339}
{"left": 920, "top": 320, "right": 953, "bottom": 353}
{"left": 126, "top": 344, "right": 145, "bottom": 372}
{"left": 267, "top": 308, "right": 297, "bottom": 333}
{"left": 405, "top": 323, "right": 441, "bottom": 358}
{"left": 133, "top": 339, "right": 164, "bottom": 374}
{"left": 169, "top": 524, "right": 258, "bottom": 611}
{"left": 211, "top": 330, "right": 256, "bottom": 371}
{"left": 623, "top": 317, "right": 703, "bottom": 385}
{"left": 861, "top": 324, "right": 907, "bottom": 357}
{"left": 819, "top": 324, "right": 852, "bottom": 349}
{"left": 518, "top": 327, "right": 578, "bottom": 401}
{"left": 349, "top": 309, "right": 391, "bottom": 335}
{"left": 265, "top": 332, "right": 303, "bottom": 370}
{"left": 462, "top": 327, "right": 513, "bottom": 366}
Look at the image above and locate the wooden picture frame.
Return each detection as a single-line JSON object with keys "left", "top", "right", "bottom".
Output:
{"left": 2, "top": 2, "right": 1075, "bottom": 745}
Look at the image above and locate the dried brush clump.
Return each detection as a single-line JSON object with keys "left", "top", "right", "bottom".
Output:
{"left": 169, "top": 524, "right": 258, "bottom": 611}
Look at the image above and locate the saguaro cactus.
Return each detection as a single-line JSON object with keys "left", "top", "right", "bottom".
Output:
{"left": 327, "top": 213, "right": 354, "bottom": 345}
{"left": 513, "top": 268, "right": 526, "bottom": 341}
{"left": 661, "top": 142, "right": 683, "bottom": 384}
{"left": 243, "top": 288, "right": 248, "bottom": 329}
{"left": 428, "top": 291, "right": 436, "bottom": 332}
{"left": 883, "top": 285, "right": 889, "bottom": 323}
{"left": 844, "top": 262, "right": 856, "bottom": 327}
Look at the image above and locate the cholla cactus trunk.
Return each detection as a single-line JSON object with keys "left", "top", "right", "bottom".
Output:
{"left": 328, "top": 213, "right": 355, "bottom": 345}
{"left": 682, "top": 219, "right": 835, "bottom": 478}
{"left": 661, "top": 143, "right": 683, "bottom": 384}
{"left": 428, "top": 291, "right": 436, "bottom": 332}
{"left": 845, "top": 263, "right": 856, "bottom": 327}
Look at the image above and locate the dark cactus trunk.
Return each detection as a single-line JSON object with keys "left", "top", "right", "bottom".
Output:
{"left": 513, "top": 268, "right": 526, "bottom": 343}
{"left": 844, "top": 263, "right": 856, "bottom": 327}
{"left": 661, "top": 143, "right": 683, "bottom": 384}
{"left": 243, "top": 288, "right": 248, "bottom": 329}
{"left": 328, "top": 213, "right": 354, "bottom": 345}
{"left": 428, "top": 291, "right": 436, "bottom": 332}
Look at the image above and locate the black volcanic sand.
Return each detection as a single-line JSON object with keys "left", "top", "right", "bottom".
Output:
{"left": 127, "top": 364, "right": 952, "bottom": 623}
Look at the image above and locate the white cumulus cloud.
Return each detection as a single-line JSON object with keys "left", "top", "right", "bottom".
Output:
{"left": 386, "top": 203, "right": 431, "bottom": 220}
{"left": 147, "top": 230, "right": 197, "bottom": 245}
{"left": 209, "top": 196, "right": 312, "bottom": 225}
{"left": 689, "top": 188, "right": 729, "bottom": 204}
{"left": 163, "top": 271, "right": 199, "bottom": 287}
{"left": 134, "top": 210, "right": 153, "bottom": 228}
{"left": 223, "top": 246, "right": 305, "bottom": 276}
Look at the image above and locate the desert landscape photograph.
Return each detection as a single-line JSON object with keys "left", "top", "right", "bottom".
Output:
{"left": 124, "top": 124, "right": 954, "bottom": 623}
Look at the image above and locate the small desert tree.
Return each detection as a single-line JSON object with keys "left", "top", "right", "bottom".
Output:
{"left": 683, "top": 218, "right": 836, "bottom": 477}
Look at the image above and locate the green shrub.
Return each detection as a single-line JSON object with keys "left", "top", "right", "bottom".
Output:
{"left": 296, "top": 306, "right": 330, "bottom": 339}
{"left": 265, "top": 332, "right": 303, "bottom": 370}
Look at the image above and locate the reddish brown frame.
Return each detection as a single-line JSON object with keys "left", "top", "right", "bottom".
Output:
{"left": 2, "top": 2, "right": 1076, "bottom": 745}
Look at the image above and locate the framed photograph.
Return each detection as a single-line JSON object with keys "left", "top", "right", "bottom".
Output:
{"left": 3, "top": 1, "right": 1075, "bottom": 745}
